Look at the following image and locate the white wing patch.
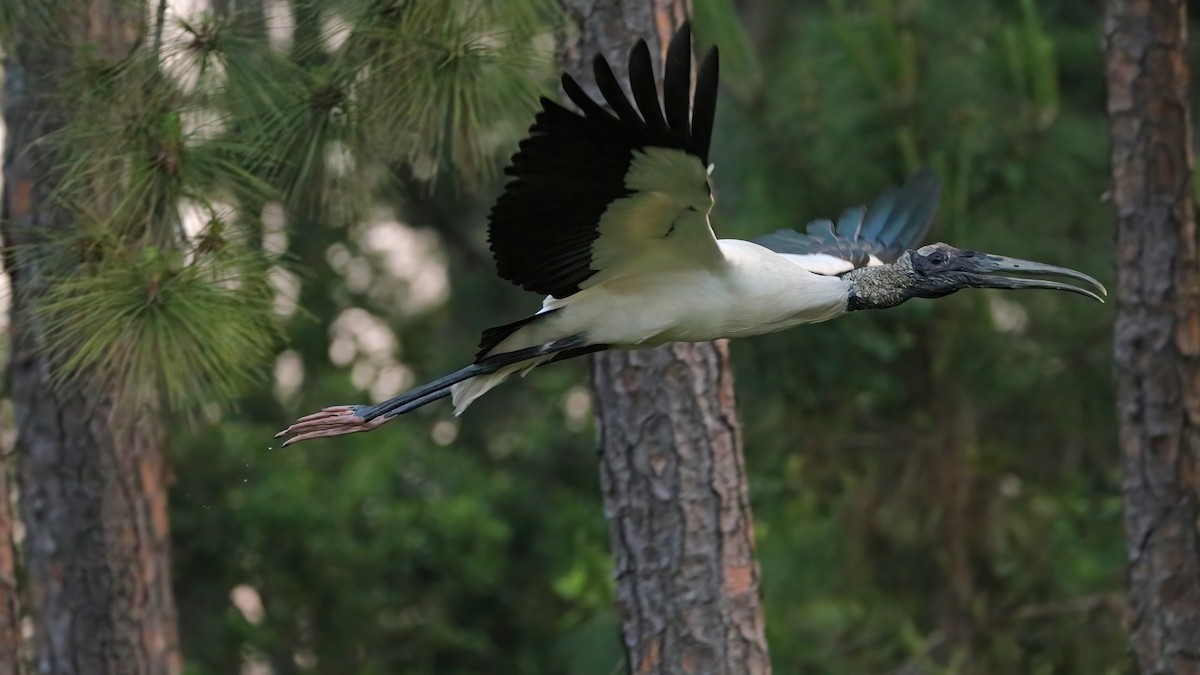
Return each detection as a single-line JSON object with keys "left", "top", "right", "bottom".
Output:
{"left": 780, "top": 253, "right": 856, "bottom": 276}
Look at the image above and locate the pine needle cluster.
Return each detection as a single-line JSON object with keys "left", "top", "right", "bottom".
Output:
{"left": 17, "top": 0, "right": 558, "bottom": 414}
{"left": 25, "top": 45, "right": 279, "bottom": 412}
{"left": 35, "top": 240, "right": 278, "bottom": 411}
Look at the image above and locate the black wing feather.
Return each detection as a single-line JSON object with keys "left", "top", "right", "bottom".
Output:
{"left": 629, "top": 40, "right": 670, "bottom": 136}
{"left": 593, "top": 55, "right": 643, "bottom": 130}
{"left": 562, "top": 73, "right": 612, "bottom": 122}
{"left": 488, "top": 22, "right": 719, "bottom": 299}
{"left": 663, "top": 24, "right": 692, "bottom": 143}
{"left": 689, "top": 48, "right": 719, "bottom": 165}
{"left": 754, "top": 168, "right": 943, "bottom": 274}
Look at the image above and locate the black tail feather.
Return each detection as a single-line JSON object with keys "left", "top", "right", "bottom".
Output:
{"left": 372, "top": 345, "right": 608, "bottom": 421}
{"left": 475, "top": 309, "right": 561, "bottom": 361}
{"left": 547, "top": 344, "right": 608, "bottom": 363}
{"left": 360, "top": 335, "right": 590, "bottom": 423}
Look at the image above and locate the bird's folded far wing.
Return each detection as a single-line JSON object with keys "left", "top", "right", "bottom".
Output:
{"left": 488, "top": 23, "right": 722, "bottom": 300}
{"left": 755, "top": 168, "right": 943, "bottom": 276}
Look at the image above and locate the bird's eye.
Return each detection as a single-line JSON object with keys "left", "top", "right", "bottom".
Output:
{"left": 927, "top": 251, "right": 947, "bottom": 266}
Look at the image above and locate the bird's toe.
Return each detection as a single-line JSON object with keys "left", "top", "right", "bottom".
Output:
{"left": 289, "top": 405, "right": 363, "bottom": 425}
{"left": 275, "top": 405, "right": 388, "bottom": 446}
{"left": 279, "top": 415, "right": 387, "bottom": 447}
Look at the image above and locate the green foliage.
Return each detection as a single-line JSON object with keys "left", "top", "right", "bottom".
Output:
{"left": 15, "top": 41, "right": 283, "bottom": 412}
{"left": 35, "top": 240, "right": 280, "bottom": 411}
{"left": 0, "top": 0, "right": 56, "bottom": 48}
{"left": 344, "top": 0, "right": 557, "bottom": 182}
{"left": 50, "top": 52, "right": 272, "bottom": 245}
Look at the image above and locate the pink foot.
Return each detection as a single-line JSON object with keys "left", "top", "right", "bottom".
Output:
{"left": 274, "top": 406, "right": 390, "bottom": 447}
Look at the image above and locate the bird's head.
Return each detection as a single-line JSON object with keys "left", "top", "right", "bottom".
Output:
{"left": 846, "top": 242, "right": 1106, "bottom": 310}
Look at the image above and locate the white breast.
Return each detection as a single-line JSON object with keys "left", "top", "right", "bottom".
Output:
{"left": 701, "top": 239, "right": 851, "bottom": 337}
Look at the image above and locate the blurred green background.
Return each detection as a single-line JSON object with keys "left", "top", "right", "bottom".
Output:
{"left": 148, "top": 0, "right": 1141, "bottom": 672}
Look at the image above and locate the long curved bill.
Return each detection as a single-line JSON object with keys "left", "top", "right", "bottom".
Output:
{"left": 961, "top": 254, "right": 1107, "bottom": 303}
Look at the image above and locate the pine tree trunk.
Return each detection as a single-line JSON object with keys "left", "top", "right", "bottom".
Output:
{"left": 0, "top": 424, "right": 23, "bottom": 675}
{"left": 1106, "top": 0, "right": 1200, "bottom": 672}
{"left": 2, "top": 3, "right": 182, "bottom": 674}
{"left": 556, "top": 3, "right": 770, "bottom": 672}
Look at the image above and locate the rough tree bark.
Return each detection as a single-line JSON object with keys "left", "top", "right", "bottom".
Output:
{"left": 556, "top": 2, "right": 771, "bottom": 673}
{"left": 1106, "top": 0, "right": 1200, "bottom": 673}
{"left": 0, "top": 430, "right": 23, "bottom": 675}
{"left": 2, "top": 3, "right": 182, "bottom": 674}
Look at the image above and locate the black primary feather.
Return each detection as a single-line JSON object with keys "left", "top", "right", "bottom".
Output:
{"left": 628, "top": 40, "right": 670, "bottom": 137}
{"left": 592, "top": 56, "right": 643, "bottom": 129}
{"left": 662, "top": 24, "right": 692, "bottom": 144}
{"left": 487, "top": 22, "right": 720, "bottom": 299}
{"left": 688, "top": 47, "right": 719, "bottom": 166}
{"left": 754, "top": 168, "right": 943, "bottom": 274}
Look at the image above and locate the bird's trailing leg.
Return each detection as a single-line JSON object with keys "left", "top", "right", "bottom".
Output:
{"left": 274, "top": 335, "right": 590, "bottom": 446}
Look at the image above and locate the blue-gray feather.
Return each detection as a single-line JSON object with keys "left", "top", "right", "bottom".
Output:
{"left": 753, "top": 168, "right": 943, "bottom": 274}
{"left": 859, "top": 191, "right": 897, "bottom": 241}
{"left": 837, "top": 206, "right": 866, "bottom": 239}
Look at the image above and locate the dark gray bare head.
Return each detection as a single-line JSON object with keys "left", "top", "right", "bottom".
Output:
{"left": 845, "top": 243, "right": 1106, "bottom": 311}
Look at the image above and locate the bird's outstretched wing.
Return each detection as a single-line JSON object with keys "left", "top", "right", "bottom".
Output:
{"left": 755, "top": 168, "right": 943, "bottom": 276}
{"left": 488, "top": 23, "right": 721, "bottom": 299}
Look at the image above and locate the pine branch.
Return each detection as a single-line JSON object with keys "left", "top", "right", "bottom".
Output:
{"left": 152, "top": 0, "right": 167, "bottom": 60}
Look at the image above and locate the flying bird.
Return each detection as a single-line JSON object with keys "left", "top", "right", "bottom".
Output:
{"left": 276, "top": 23, "right": 1104, "bottom": 446}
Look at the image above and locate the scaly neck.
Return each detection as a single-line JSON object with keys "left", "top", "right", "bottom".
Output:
{"left": 844, "top": 257, "right": 916, "bottom": 311}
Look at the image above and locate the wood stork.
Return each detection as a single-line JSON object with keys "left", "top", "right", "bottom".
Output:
{"left": 276, "top": 23, "right": 1104, "bottom": 446}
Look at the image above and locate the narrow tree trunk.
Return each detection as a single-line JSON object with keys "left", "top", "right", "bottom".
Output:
{"left": 2, "top": 4, "right": 182, "bottom": 674}
{"left": 0, "top": 419, "right": 24, "bottom": 675}
{"left": 1106, "top": 1, "right": 1200, "bottom": 672}
{"left": 591, "top": 343, "right": 769, "bottom": 674}
{"left": 556, "top": 3, "right": 771, "bottom": 672}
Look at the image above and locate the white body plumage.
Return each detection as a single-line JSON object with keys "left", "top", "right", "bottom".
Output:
{"left": 540, "top": 240, "right": 849, "bottom": 346}
{"left": 451, "top": 239, "right": 853, "bottom": 413}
